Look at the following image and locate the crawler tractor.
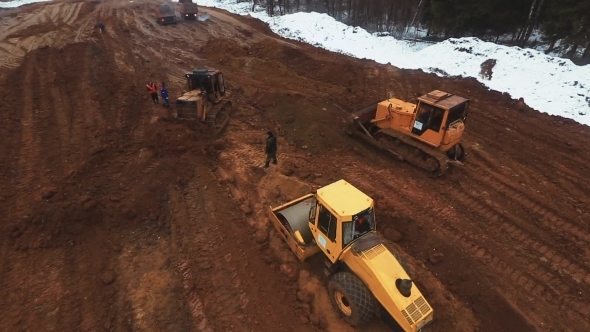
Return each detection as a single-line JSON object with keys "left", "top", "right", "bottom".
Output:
{"left": 348, "top": 90, "right": 469, "bottom": 176}
{"left": 269, "top": 180, "right": 433, "bottom": 331}
{"left": 175, "top": 68, "right": 232, "bottom": 135}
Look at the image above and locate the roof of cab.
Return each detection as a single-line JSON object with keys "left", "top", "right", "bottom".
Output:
{"left": 316, "top": 179, "right": 373, "bottom": 219}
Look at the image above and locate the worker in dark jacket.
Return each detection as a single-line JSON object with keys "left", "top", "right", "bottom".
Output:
{"left": 264, "top": 130, "right": 277, "bottom": 168}
{"left": 160, "top": 82, "right": 170, "bottom": 107}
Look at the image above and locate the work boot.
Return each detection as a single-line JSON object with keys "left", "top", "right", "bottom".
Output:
{"left": 264, "top": 162, "right": 269, "bottom": 168}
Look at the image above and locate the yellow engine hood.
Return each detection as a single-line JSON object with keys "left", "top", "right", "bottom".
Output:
{"left": 342, "top": 236, "right": 433, "bottom": 331}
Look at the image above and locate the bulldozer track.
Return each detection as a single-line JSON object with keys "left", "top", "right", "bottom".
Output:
{"left": 170, "top": 181, "right": 252, "bottom": 330}
{"left": 470, "top": 147, "right": 590, "bottom": 212}
{"left": 471, "top": 171, "right": 590, "bottom": 244}
{"left": 205, "top": 99, "right": 232, "bottom": 136}
{"left": 177, "top": 261, "right": 213, "bottom": 332}
{"left": 449, "top": 188, "right": 590, "bottom": 285}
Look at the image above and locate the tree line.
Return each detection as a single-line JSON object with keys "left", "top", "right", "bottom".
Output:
{"left": 252, "top": 0, "right": 589, "bottom": 62}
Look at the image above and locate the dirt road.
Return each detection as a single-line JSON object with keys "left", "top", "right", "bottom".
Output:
{"left": 1, "top": 0, "right": 589, "bottom": 331}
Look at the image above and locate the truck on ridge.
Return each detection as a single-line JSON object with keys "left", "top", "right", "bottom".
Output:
{"left": 155, "top": 3, "right": 178, "bottom": 25}
{"left": 177, "top": 0, "right": 199, "bottom": 20}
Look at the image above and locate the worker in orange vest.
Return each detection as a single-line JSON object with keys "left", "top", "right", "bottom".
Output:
{"left": 146, "top": 81, "right": 159, "bottom": 104}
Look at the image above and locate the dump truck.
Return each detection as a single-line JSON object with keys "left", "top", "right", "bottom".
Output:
{"left": 347, "top": 90, "right": 469, "bottom": 176}
{"left": 174, "top": 68, "right": 232, "bottom": 135}
{"left": 177, "top": 0, "right": 199, "bottom": 20}
{"left": 268, "top": 179, "right": 434, "bottom": 331}
{"left": 155, "top": 3, "right": 177, "bottom": 25}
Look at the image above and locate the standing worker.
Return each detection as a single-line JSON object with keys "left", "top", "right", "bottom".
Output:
{"left": 264, "top": 130, "right": 278, "bottom": 168}
{"left": 160, "top": 82, "right": 170, "bottom": 108}
{"left": 146, "top": 81, "right": 159, "bottom": 104}
{"left": 98, "top": 22, "right": 105, "bottom": 34}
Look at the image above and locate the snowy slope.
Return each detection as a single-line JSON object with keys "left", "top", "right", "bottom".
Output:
{"left": 0, "top": 0, "right": 51, "bottom": 9}
{"left": 194, "top": 0, "right": 590, "bottom": 126}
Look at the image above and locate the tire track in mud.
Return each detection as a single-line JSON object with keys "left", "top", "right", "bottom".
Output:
{"left": 468, "top": 115, "right": 590, "bottom": 196}
{"left": 447, "top": 186, "right": 590, "bottom": 287}
{"left": 57, "top": 45, "right": 93, "bottom": 168}
{"left": 0, "top": 2, "right": 95, "bottom": 70}
{"left": 467, "top": 152, "right": 590, "bottom": 237}
{"left": 379, "top": 181, "right": 590, "bottom": 331}
{"left": 177, "top": 261, "right": 213, "bottom": 332}
{"left": 171, "top": 181, "right": 252, "bottom": 331}
{"left": 15, "top": 53, "right": 42, "bottom": 214}
{"left": 468, "top": 166, "right": 590, "bottom": 245}
{"left": 432, "top": 171, "right": 590, "bottom": 326}
{"left": 472, "top": 104, "right": 590, "bottom": 165}
{"left": 35, "top": 52, "right": 66, "bottom": 183}
{"left": 0, "top": 250, "right": 69, "bottom": 331}
{"left": 469, "top": 146, "right": 590, "bottom": 213}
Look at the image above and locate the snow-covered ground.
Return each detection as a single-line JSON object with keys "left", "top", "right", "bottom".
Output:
{"left": 192, "top": 0, "right": 590, "bottom": 126}
{"left": 0, "top": 0, "right": 51, "bottom": 9}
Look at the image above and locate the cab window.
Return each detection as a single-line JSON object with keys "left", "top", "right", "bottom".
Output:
{"left": 317, "top": 205, "right": 337, "bottom": 242}
{"left": 415, "top": 104, "right": 445, "bottom": 132}
{"left": 343, "top": 208, "right": 375, "bottom": 247}
{"left": 445, "top": 102, "right": 467, "bottom": 127}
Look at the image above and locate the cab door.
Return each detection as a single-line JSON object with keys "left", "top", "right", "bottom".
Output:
{"left": 309, "top": 203, "right": 340, "bottom": 263}
{"left": 411, "top": 102, "right": 447, "bottom": 146}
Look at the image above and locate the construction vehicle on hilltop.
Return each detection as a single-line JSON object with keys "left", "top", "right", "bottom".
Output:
{"left": 177, "top": 0, "right": 199, "bottom": 20}
{"left": 174, "top": 68, "right": 232, "bottom": 135}
{"left": 155, "top": 3, "right": 177, "bottom": 25}
{"left": 347, "top": 90, "right": 470, "bottom": 176}
{"left": 269, "top": 179, "right": 434, "bottom": 331}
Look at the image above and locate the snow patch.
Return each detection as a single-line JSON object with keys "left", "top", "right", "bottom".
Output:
{"left": 0, "top": 0, "right": 52, "bottom": 9}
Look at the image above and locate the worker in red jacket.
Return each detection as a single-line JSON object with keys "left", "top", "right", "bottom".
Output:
{"left": 146, "top": 81, "right": 159, "bottom": 104}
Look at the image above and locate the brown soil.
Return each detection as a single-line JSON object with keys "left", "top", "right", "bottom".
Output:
{"left": 1, "top": 1, "right": 589, "bottom": 332}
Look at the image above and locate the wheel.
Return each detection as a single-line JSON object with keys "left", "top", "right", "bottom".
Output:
{"left": 328, "top": 272, "right": 375, "bottom": 326}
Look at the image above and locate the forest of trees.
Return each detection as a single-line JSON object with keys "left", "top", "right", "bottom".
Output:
{"left": 248, "top": 0, "right": 589, "bottom": 62}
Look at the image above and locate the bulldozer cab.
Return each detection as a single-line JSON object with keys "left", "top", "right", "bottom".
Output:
{"left": 307, "top": 180, "right": 375, "bottom": 263}
{"left": 410, "top": 90, "right": 469, "bottom": 145}
{"left": 185, "top": 68, "right": 226, "bottom": 103}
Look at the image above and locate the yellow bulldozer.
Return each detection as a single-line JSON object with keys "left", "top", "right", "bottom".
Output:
{"left": 269, "top": 179, "right": 433, "bottom": 331}
{"left": 174, "top": 68, "right": 232, "bottom": 135}
{"left": 347, "top": 90, "right": 469, "bottom": 176}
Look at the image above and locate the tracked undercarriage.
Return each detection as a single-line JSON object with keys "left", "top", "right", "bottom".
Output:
{"left": 205, "top": 100, "right": 233, "bottom": 135}
{"left": 347, "top": 103, "right": 465, "bottom": 177}
{"left": 175, "top": 98, "right": 233, "bottom": 136}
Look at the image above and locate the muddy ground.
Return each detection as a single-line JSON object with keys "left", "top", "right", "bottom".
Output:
{"left": 0, "top": 0, "right": 589, "bottom": 331}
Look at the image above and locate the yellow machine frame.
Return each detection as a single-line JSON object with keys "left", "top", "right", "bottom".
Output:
{"left": 268, "top": 180, "right": 434, "bottom": 331}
